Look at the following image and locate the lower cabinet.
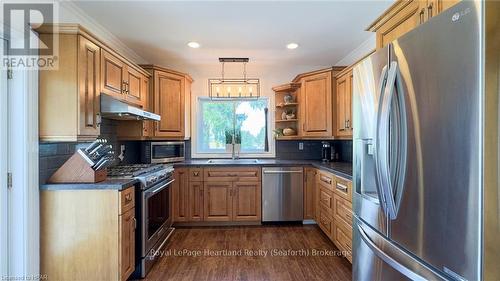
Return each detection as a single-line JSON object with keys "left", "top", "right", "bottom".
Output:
{"left": 314, "top": 169, "right": 353, "bottom": 263}
{"left": 172, "top": 167, "right": 262, "bottom": 224}
{"left": 204, "top": 181, "right": 233, "bottom": 221}
{"left": 41, "top": 187, "right": 136, "bottom": 281}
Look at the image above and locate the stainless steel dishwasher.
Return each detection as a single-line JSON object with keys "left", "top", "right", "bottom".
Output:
{"left": 262, "top": 167, "right": 303, "bottom": 222}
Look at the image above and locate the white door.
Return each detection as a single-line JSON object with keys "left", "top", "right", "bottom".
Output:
{"left": 0, "top": 37, "right": 9, "bottom": 277}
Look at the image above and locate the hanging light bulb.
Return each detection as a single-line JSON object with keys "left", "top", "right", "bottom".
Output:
{"left": 238, "top": 87, "right": 242, "bottom": 97}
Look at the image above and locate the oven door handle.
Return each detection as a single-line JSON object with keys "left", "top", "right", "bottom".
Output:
{"left": 145, "top": 179, "right": 175, "bottom": 197}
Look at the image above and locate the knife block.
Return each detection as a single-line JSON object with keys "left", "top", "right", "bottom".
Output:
{"left": 48, "top": 152, "right": 107, "bottom": 184}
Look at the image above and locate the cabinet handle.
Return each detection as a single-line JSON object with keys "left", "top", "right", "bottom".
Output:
{"left": 125, "top": 193, "right": 132, "bottom": 203}
{"left": 419, "top": 8, "right": 425, "bottom": 24}
{"left": 133, "top": 217, "right": 137, "bottom": 229}
{"left": 320, "top": 175, "right": 332, "bottom": 184}
{"left": 336, "top": 182, "right": 348, "bottom": 193}
{"left": 427, "top": 3, "right": 433, "bottom": 18}
{"left": 193, "top": 171, "right": 199, "bottom": 176}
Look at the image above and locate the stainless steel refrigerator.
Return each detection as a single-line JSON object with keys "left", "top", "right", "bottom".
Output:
{"left": 352, "top": 1, "right": 500, "bottom": 280}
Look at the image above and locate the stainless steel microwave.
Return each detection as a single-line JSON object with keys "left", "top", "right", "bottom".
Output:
{"left": 140, "top": 141, "right": 185, "bottom": 163}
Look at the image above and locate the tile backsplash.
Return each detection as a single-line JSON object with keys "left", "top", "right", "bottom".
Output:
{"left": 275, "top": 140, "right": 352, "bottom": 162}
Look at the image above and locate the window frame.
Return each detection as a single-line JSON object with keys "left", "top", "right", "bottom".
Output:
{"left": 192, "top": 96, "right": 275, "bottom": 159}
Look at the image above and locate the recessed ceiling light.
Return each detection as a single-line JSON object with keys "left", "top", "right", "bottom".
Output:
{"left": 287, "top": 43, "right": 299, "bottom": 49}
{"left": 187, "top": 41, "right": 200, "bottom": 48}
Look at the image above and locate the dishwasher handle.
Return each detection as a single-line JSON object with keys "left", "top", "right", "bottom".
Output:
{"left": 262, "top": 170, "right": 303, "bottom": 174}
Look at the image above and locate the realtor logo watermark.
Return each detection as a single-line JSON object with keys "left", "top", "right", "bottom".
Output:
{"left": 2, "top": 1, "right": 59, "bottom": 70}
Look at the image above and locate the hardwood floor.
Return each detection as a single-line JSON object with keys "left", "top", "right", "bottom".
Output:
{"left": 143, "top": 225, "right": 352, "bottom": 281}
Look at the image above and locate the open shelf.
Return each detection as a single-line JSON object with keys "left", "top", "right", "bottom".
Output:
{"left": 276, "top": 119, "right": 298, "bottom": 123}
{"left": 275, "top": 102, "right": 299, "bottom": 108}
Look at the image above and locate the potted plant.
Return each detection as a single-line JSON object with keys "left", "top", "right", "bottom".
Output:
{"left": 234, "top": 130, "right": 242, "bottom": 156}
{"left": 225, "top": 129, "right": 233, "bottom": 153}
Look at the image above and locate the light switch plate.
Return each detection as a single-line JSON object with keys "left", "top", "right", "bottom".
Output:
{"left": 298, "top": 142, "right": 304, "bottom": 150}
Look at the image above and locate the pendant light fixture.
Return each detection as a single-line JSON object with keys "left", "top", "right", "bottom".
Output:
{"left": 208, "top": 58, "right": 260, "bottom": 99}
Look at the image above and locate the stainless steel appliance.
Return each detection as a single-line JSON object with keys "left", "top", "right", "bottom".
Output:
{"left": 321, "top": 141, "right": 332, "bottom": 162}
{"left": 352, "top": 2, "right": 500, "bottom": 280}
{"left": 141, "top": 141, "right": 185, "bottom": 164}
{"left": 108, "top": 164, "right": 175, "bottom": 278}
{"left": 100, "top": 94, "right": 160, "bottom": 121}
{"left": 262, "top": 167, "right": 303, "bottom": 222}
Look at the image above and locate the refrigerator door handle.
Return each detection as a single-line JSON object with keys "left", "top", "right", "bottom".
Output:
{"left": 356, "top": 219, "right": 447, "bottom": 281}
{"left": 375, "top": 63, "right": 395, "bottom": 219}
{"left": 373, "top": 64, "right": 390, "bottom": 215}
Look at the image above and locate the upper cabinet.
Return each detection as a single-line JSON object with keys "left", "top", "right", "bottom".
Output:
{"left": 368, "top": 0, "right": 461, "bottom": 49}
{"left": 101, "top": 49, "right": 148, "bottom": 108}
{"left": 38, "top": 24, "right": 151, "bottom": 142}
{"left": 273, "top": 67, "right": 344, "bottom": 140}
{"left": 142, "top": 65, "right": 193, "bottom": 140}
{"left": 299, "top": 70, "right": 333, "bottom": 137}
{"left": 335, "top": 69, "right": 353, "bottom": 139}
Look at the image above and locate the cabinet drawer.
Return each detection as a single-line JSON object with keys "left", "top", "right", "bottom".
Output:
{"left": 318, "top": 206, "right": 334, "bottom": 237}
{"left": 204, "top": 167, "right": 260, "bottom": 182}
{"left": 334, "top": 195, "right": 353, "bottom": 226}
{"left": 120, "top": 187, "right": 135, "bottom": 214}
{"left": 317, "top": 171, "right": 334, "bottom": 191}
{"left": 189, "top": 168, "right": 204, "bottom": 182}
{"left": 333, "top": 176, "right": 352, "bottom": 202}
{"left": 319, "top": 185, "right": 334, "bottom": 212}
{"left": 334, "top": 217, "right": 353, "bottom": 261}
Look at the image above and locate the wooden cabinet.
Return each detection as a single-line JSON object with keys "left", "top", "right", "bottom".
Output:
{"left": 232, "top": 181, "right": 261, "bottom": 221}
{"left": 142, "top": 65, "right": 193, "bottom": 140}
{"left": 297, "top": 69, "right": 333, "bottom": 137}
{"left": 172, "top": 167, "right": 261, "bottom": 224}
{"left": 38, "top": 25, "right": 150, "bottom": 142}
{"left": 303, "top": 167, "right": 317, "bottom": 220}
{"left": 172, "top": 168, "right": 189, "bottom": 222}
{"left": 368, "top": 0, "right": 461, "bottom": 49}
{"left": 39, "top": 34, "right": 101, "bottom": 141}
{"left": 41, "top": 186, "right": 136, "bottom": 280}
{"left": 120, "top": 208, "right": 135, "bottom": 281}
{"left": 335, "top": 69, "right": 353, "bottom": 139}
{"left": 77, "top": 36, "right": 101, "bottom": 138}
{"left": 204, "top": 182, "right": 233, "bottom": 221}
{"left": 101, "top": 49, "right": 148, "bottom": 107}
{"left": 101, "top": 49, "right": 126, "bottom": 98}
{"left": 314, "top": 169, "right": 353, "bottom": 263}
{"left": 188, "top": 181, "right": 204, "bottom": 221}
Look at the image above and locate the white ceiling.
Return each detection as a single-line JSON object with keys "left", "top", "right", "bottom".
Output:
{"left": 72, "top": 1, "right": 393, "bottom": 69}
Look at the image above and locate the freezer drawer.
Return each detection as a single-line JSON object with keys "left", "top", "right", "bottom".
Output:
{"left": 353, "top": 217, "right": 447, "bottom": 281}
{"left": 261, "top": 167, "right": 303, "bottom": 222}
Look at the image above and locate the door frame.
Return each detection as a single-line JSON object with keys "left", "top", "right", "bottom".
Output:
{"left": 0, "top": 36, "right": 9, "bottom": 278}
{"left": 0, "top": 25, "right": 40, "bottom": 278}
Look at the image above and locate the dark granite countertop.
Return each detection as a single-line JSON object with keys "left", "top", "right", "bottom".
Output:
{"left": 174, "top": 159, "right": 352, "bottom": 180}
{"left": 40, "top": 178, "right": 138, "bottom": 191}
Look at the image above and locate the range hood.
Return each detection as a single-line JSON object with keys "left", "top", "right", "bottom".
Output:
{"left": 100, "top": 94, "right": 160, "bottom": 121}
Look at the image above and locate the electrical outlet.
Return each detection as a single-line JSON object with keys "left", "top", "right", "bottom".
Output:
{"left": 298, "top": 142, "right": 304, "bottom": 150}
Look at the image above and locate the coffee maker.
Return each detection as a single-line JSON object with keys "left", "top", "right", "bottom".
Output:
{"left": 321, "top": 141, "right": 332, "bottom": 162}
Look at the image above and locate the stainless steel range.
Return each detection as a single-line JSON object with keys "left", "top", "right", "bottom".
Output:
{"left": 108, "top": 164, "right": 175, "bottom": 278}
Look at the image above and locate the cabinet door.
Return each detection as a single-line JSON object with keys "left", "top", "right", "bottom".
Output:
{"left": 232, "top": 182, "right": 261, "bottom": 221}
{"left": 77, "top": 35, "right": 101, "bottom": 137}
{"left": 154, "top": 71, "right": 185, "bottom": 138}
{"left": 301, "top": 71, "right": 333, "bottom": 137}
{"left": 125, "top": 67, "right": 145, "bottom": 107}
{"left": 203, "top": 182, "right": 233, "bottom": 221}
{"left": 188, "top": 181, "right": 204, "bottom": 221}
{"left": 172, "top": 168, "right": 189, "bottom": 222}
{"left": 336, "top": 74, "right": 348, "bottom": 136}
{"left": 376, "top": 0, "right": 423, "bottom": 49}
{"left": 303, "top": 167, "right": 317, "bottom": 220}
{"left": 119, "top": 208, "right": 135, "bottom": 281}
{"left": 101, "top": 49, "right": 125, "bottom": 97}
